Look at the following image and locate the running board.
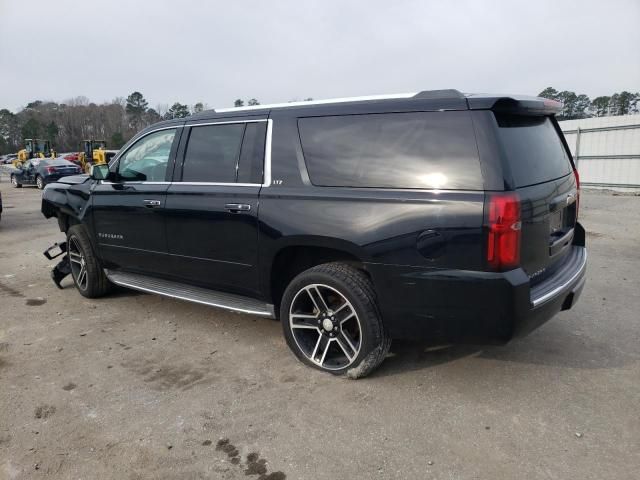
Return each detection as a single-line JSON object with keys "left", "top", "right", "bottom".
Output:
{"left": 104, "top": 270, "right": 275, "bottom": 317}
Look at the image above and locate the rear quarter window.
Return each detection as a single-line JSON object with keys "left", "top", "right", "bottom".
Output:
{"left": 494, "top": 114, "right": 572, "bottom": 188}
{"left": 297, "top": 111, "right": 483, "bottom": 190}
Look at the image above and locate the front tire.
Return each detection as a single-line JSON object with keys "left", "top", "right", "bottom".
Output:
{"left": 67, "top": 225, "right": 111, "bottom": 298}
{"left": 11, "top": 175, "right": 21, "bottom": 188}
{"left": 280, "top": 263, "right": 391, "bottom": 379}
{"left": 36, "top": 175, "right": 44, "bottom": 190}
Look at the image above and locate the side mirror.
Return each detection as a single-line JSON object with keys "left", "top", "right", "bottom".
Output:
{"left": 90, "top": 163, "right": 110, "bottom": 180}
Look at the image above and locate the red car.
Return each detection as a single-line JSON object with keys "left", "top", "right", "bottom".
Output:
{"left": 61, "top": 152, "right": 81, "bottom": 165}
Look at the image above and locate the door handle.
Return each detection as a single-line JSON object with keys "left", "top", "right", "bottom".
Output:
{"left": 143, "top": 199, "right": 162, "bottom": 208}
{"left": 225, "top": 203, "right": 251, "bottom": 213}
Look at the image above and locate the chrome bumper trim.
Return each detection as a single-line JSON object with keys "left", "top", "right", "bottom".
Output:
{"left": 531, "top": 249, "right": 587, "bottom": 308}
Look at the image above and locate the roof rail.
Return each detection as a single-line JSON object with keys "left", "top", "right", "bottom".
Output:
{"left": 214, "top": 93, "right": 419, "bottom": 113}
{"left": 196, "top": 89, "right": 467, "bottom": 115}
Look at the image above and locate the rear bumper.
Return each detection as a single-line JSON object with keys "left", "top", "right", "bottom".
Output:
{"left": 369, "top": 245, "right": 587, "bottom": 343}
{"left": 514, "top": 246, "right": 586, "bottom": 338}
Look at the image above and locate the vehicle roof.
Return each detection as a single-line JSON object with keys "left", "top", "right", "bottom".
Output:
{"left": 141, "top": 89, "right": 562, "bottom": 133}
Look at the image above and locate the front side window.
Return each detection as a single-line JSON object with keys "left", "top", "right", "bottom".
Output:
{"left": 117, "top": 128, "right": 177, "bottom": 182}
{"left": 181, "top": 124, "right": 245, "bottom": 183}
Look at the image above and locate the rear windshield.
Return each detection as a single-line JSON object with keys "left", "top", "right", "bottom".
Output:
{"left": 495, "top": 114, "right": 572, "bottom": 188}
{"left": 298, "top": 111, "right": 483, "bottom": 190}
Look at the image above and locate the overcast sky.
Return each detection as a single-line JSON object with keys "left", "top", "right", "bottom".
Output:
{"left": 1, "top": 0, "right": 638, "bottom": 112}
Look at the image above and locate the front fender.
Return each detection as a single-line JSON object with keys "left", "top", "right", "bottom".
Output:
{"left": 41, "top": 177, "right": 93, "bottom": 229}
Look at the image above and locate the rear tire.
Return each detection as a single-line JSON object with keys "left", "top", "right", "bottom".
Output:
{"left": 280, "top": 262, "right": 391, "bottom": 379}
{"left": 11, "top": 175, "right": 21, "bottom": 188}
{"left": 66, "top": 225, "right": 111, "bottom": 298}
{"left": 36, "top": 175, "right": 44, "bottom": 190}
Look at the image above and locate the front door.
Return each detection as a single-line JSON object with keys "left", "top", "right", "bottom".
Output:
{"left": 164, "top": 119, "right": 267, "bottom": 297}
{"left": 91, "top": 127, "right": 181, "bottom": 276}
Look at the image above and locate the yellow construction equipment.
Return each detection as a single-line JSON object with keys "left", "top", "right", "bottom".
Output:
{"left": 78, "top": 140, "right": 117, "bottom": 172}
{"left": 14, "top": 139, "right": 56, "bottom": 166}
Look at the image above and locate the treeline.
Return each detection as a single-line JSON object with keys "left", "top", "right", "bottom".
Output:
{"left": 0, "top": 92, "right": 264, "bottom": 155}
{"left": 538, "top": 87, "right": 639, "bottom": 120}
{"left": 1, "top": 87, "right": 637, "bottom": 155}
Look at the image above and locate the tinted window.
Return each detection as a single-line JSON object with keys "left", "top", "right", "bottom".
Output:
{"left": 182, "top": 124, "right": 245, "bottom": 182}
{"left": 237, "top": 122, "right": 266, "bottom": 184}
{"left": 298, "top": 112, "right": 482, "bottom": 190}
{"left": 118, "top": 129, "right": 176, "bottom": 181}
{"left": 495, "top": 114, "right": 572, "bottom": 188}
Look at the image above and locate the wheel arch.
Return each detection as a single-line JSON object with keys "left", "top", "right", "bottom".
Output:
{"left": 265, "top": 236, "right": 373, "bottom": 310}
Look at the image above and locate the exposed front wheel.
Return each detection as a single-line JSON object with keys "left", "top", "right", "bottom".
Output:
{"left": 67, "top": 225, "right": 112, "bottom": 298}
{"left": 11, "top": 175, "right": 21, "bottom": 188}
{"left": 280, "top": 263, "right": 390, "bottom": 379}
{"left": 36, "top": 175, "right": 44, "bottom": 190}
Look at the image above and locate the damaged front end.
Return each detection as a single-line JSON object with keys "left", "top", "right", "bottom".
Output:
{"left": 43, "top": 242, "right": 71, "bottom": 289}
{"left": 41, "top": 174, "right": 94, "bottom": 289}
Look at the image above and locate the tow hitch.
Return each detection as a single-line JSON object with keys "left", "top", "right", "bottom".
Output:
{"left": 44, "top": 242, "right": 70, "bottom": 289}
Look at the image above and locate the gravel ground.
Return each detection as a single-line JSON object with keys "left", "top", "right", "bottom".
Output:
{"left": 0, "top": 182, "right": 639, "bottom": 480}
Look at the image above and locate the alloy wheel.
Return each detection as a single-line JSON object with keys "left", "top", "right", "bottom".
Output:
{"left": 36, "top": 177, "right": 44, "bottom": 189}
{"left": 289, "top": 283, "right": 362, "bottom": 370}
{"left": 68, "top": 237, "right": 88, "bottom": 291}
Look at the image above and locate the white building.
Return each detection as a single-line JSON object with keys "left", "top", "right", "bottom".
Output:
{"left": 559, "top": 115, "right": 640, "bottom": 189}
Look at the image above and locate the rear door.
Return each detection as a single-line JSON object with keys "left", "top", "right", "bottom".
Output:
{"left": 163, "top": 118, "right": 267, "bottom": 296}
{"left": 492, "top": 113, "right": 578, "bottom": 281}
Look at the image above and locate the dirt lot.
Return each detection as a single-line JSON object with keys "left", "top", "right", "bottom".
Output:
{"left": 0, "top": 181, "right": 639, "bottom": 480}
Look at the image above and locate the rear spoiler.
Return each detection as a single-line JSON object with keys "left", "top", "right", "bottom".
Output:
{"left": 465, "top": 94, "right": 562, "bottom": 115}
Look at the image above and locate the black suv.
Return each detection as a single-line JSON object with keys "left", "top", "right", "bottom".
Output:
{"left": 41, "top": 90, "right": 586, "bottom": 378}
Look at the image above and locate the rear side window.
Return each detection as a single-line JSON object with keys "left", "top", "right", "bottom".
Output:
{"left": 181, "top": 124, "right": 245, "bottom": 183}
{"left": 237, "top": 122, "right": 267, "bottom": 184}
{"left": 495, "top": 114, "right": 572, "bottom": 188}
{"left": 298, "top": 112, "right": 482, "bottom": 190}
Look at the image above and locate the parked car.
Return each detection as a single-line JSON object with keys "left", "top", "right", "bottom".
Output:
{"left": 60, "top": 152, "right": 81, "bottom": 165}
{"left": 1, "top": 154, "right": 18, "bottom": 164}
{"left": 11, "top": 158, "right": 82, "bottom": 189}
{"left": 41, "top": 90, "right": 587, "bottom": 378}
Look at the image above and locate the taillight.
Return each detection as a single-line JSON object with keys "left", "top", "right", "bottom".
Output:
{"left": 487, "top": 193, "right": 521, "bottom": 271}
{"left": 46, "top": 166, "right": 56, "bottom": 174}
{"left": 574, "top": 168, "right": 580, "bottom": 219}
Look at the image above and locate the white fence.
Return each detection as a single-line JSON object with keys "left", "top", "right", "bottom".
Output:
{"left": 559, "top": 115, "right": 640, "bottom": 189}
